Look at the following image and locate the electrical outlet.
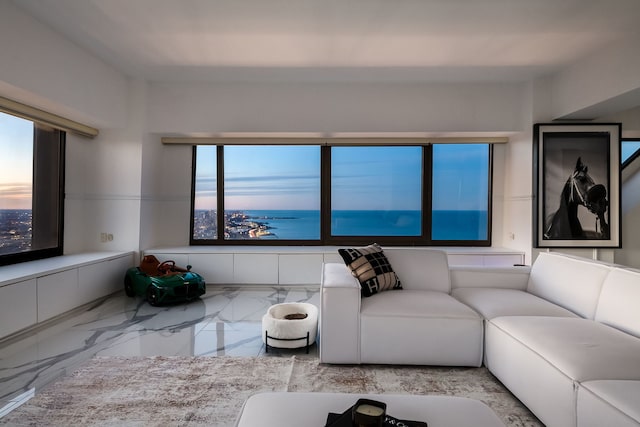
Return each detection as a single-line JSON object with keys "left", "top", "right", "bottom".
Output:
{"left": 107, "top": 233, "right": 113, "bottom": 241}
{"left": 100, "top": 233, "right": 108, "bottom": 243}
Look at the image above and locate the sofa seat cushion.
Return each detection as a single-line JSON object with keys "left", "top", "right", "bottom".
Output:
{"left": 361, "top": 289, "right": 480, "bottom": 320}
{"left": 491, "top": 316, "right": 640, "bottom": 381}
{"left": 452, "top": 288, "right": 579, "bottom": 319}
{"left": 578, "top": 380, "right": 640, "bottom": 427}
{"left": 360, "top": 290, "right": 483, "bottom": 366}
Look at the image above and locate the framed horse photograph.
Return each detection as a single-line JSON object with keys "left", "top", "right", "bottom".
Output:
{"left": 533, "top": 123, "right": 621, "bottom": 248}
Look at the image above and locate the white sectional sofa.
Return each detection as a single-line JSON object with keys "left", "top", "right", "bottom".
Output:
{"left": 320, "top": 249, "right": 640, "bottom": 427}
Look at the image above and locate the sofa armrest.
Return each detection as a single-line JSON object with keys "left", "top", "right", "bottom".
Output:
{"left": 450, "top": 265, "right": 531, "bottom": 291}
{"left": 319, "top": 263, "right": 361, "bottom": 364}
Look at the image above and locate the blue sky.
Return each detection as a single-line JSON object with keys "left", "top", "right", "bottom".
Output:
{"left": 225, "top": 145, "right": 320, "bottom": 210}
{"left": 432, "top": 144, "right": 489, "bottom": 211}
{"left": 194, "top": 145, "right": 321, "bottom": 210}
{"left": 622, "top": 141, "right": 640, "bottom": 163}
{"left": 194, "top": 144, "right": 490, "bottom": 211}
{"left": 331, "top": 146, "right": 422, "bottom": 211}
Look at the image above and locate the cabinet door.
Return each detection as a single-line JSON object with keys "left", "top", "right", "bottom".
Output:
{"left": 37, "top": 269, "right": 79, "bottom": 322}
{"left": 188, "top": 253, "right": 233, "bottom": 284}
{"left": 0, "top": 279, "right": 37, "bottom": 339}
{"left": 78, "top": 262, "right": 108, "bottom": 305}
{"left": 78, "top": 254, "right": 134, "bottom": 304}
{"left": 279, "top": 254, "right": 323, "bottom": 285}
{"left": 234, "top": 254, "right": 278, "bottom": 284}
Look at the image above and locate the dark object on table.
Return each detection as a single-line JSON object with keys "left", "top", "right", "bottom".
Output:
{"left": 325, "top": 398, "right": 428, "bottom": 427}
{"left": 123, "top": 255, "right": 206, "bottom": 306}
{"left": 352, "top": 399, "right": 386, "bottom": 427}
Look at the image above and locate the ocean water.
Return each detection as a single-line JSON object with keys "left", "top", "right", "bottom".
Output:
{"left": 331, "top": 210, "right": 421, "bottom": 237}
{"left": 432, "top": 210, "right": 488, "bottom": 240}
{"left": 242, "top": 210, "right": 487, "bottom": 241}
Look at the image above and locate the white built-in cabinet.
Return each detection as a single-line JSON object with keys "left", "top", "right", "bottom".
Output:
{"left": 147, "top": 250, "right": 331, "bottom": 285}
{"left": 0, "top": 252, "right": 134, "bottom": 340}
{"left": 146, "top": 247, "right": 524, "bottom": 286}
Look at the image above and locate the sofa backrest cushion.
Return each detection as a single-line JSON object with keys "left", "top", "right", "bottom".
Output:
{"left": 595, "top": 268, "right": 640, "bottom": 338}
{"left": 383, "top": 248, "right": 450, "bottom": 293}
{"left": 526, "top": 252, "right": 611, "bottom": 319}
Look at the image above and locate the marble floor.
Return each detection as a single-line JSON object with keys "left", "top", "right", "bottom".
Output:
{"left": 0, "top": 285, "right": 320, "bottom": 418}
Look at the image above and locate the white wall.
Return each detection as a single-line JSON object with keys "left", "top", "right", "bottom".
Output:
{"left": 0, "top": 1, "right": 127, "bottom": 128}
{"left": 64, "top": 127, "right": 143, "bottom": 253}
{"left": 147, "top": 81, "right": 524, "bottom": 134}
{"left": 550, "top": 38, "right": 640, "bottom": 120}
{"left": 64, "top": 80, "right": 145, "bottom": 253}
{"left": 139, "top": 137, "right": 193, "bottom": 249}
{"left": 498, "top": 79, "right": 554, "bottom": 264}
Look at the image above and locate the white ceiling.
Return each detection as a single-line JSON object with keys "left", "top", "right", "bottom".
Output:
{"left": 12, "top": 0, "right": 640, "bottom": 83}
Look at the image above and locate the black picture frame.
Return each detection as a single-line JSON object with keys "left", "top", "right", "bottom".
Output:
{"left": 533, "top": 123, "right": 621, "bottom": 248}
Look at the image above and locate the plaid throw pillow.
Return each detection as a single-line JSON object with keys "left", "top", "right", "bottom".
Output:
{"left": 338, "top": 243, "right": 402, "bottom": 297}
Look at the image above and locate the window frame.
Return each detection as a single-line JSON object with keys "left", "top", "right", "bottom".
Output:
{"left": 190, "top": 143, "right": 492, "bottom": 247}
{"left": 0, "top": 117, "right": 65, "bottom": 266}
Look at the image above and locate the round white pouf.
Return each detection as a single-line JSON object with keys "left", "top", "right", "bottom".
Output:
{"left": 261, "top": 302, "right": 318, "bottom": 350}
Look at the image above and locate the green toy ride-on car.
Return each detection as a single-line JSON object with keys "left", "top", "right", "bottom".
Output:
{"left": 124, "top": 255, "right": 206, "bottom": 306}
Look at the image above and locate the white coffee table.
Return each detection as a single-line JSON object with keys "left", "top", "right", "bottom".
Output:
{"left": 235, "top": 392, "right": 506, "bottom": 427}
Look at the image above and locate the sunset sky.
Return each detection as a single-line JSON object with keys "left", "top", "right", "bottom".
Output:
{"left": 0, "top": 113, "right": 33, "bottom": 210}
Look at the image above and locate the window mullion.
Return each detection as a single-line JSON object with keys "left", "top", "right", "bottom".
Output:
{"left": 320, "top": 146, "right": 331, "bottom": 244}
{"left": 423, "top": 145, "right": 433, "bottom": 244}
{"left": 216, "top": 145, "right": 225, "bottom": 242}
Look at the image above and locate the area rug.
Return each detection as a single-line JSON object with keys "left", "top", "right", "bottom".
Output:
{"left": 1, "top": 356, "right": 542, "bottom": 426}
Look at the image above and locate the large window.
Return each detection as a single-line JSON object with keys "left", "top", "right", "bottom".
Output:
{"left": 0, "top": 112, "right": 65, "bottom": 265}
{"left": 191, "top": 143, "right": 492, "bottom": 246}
